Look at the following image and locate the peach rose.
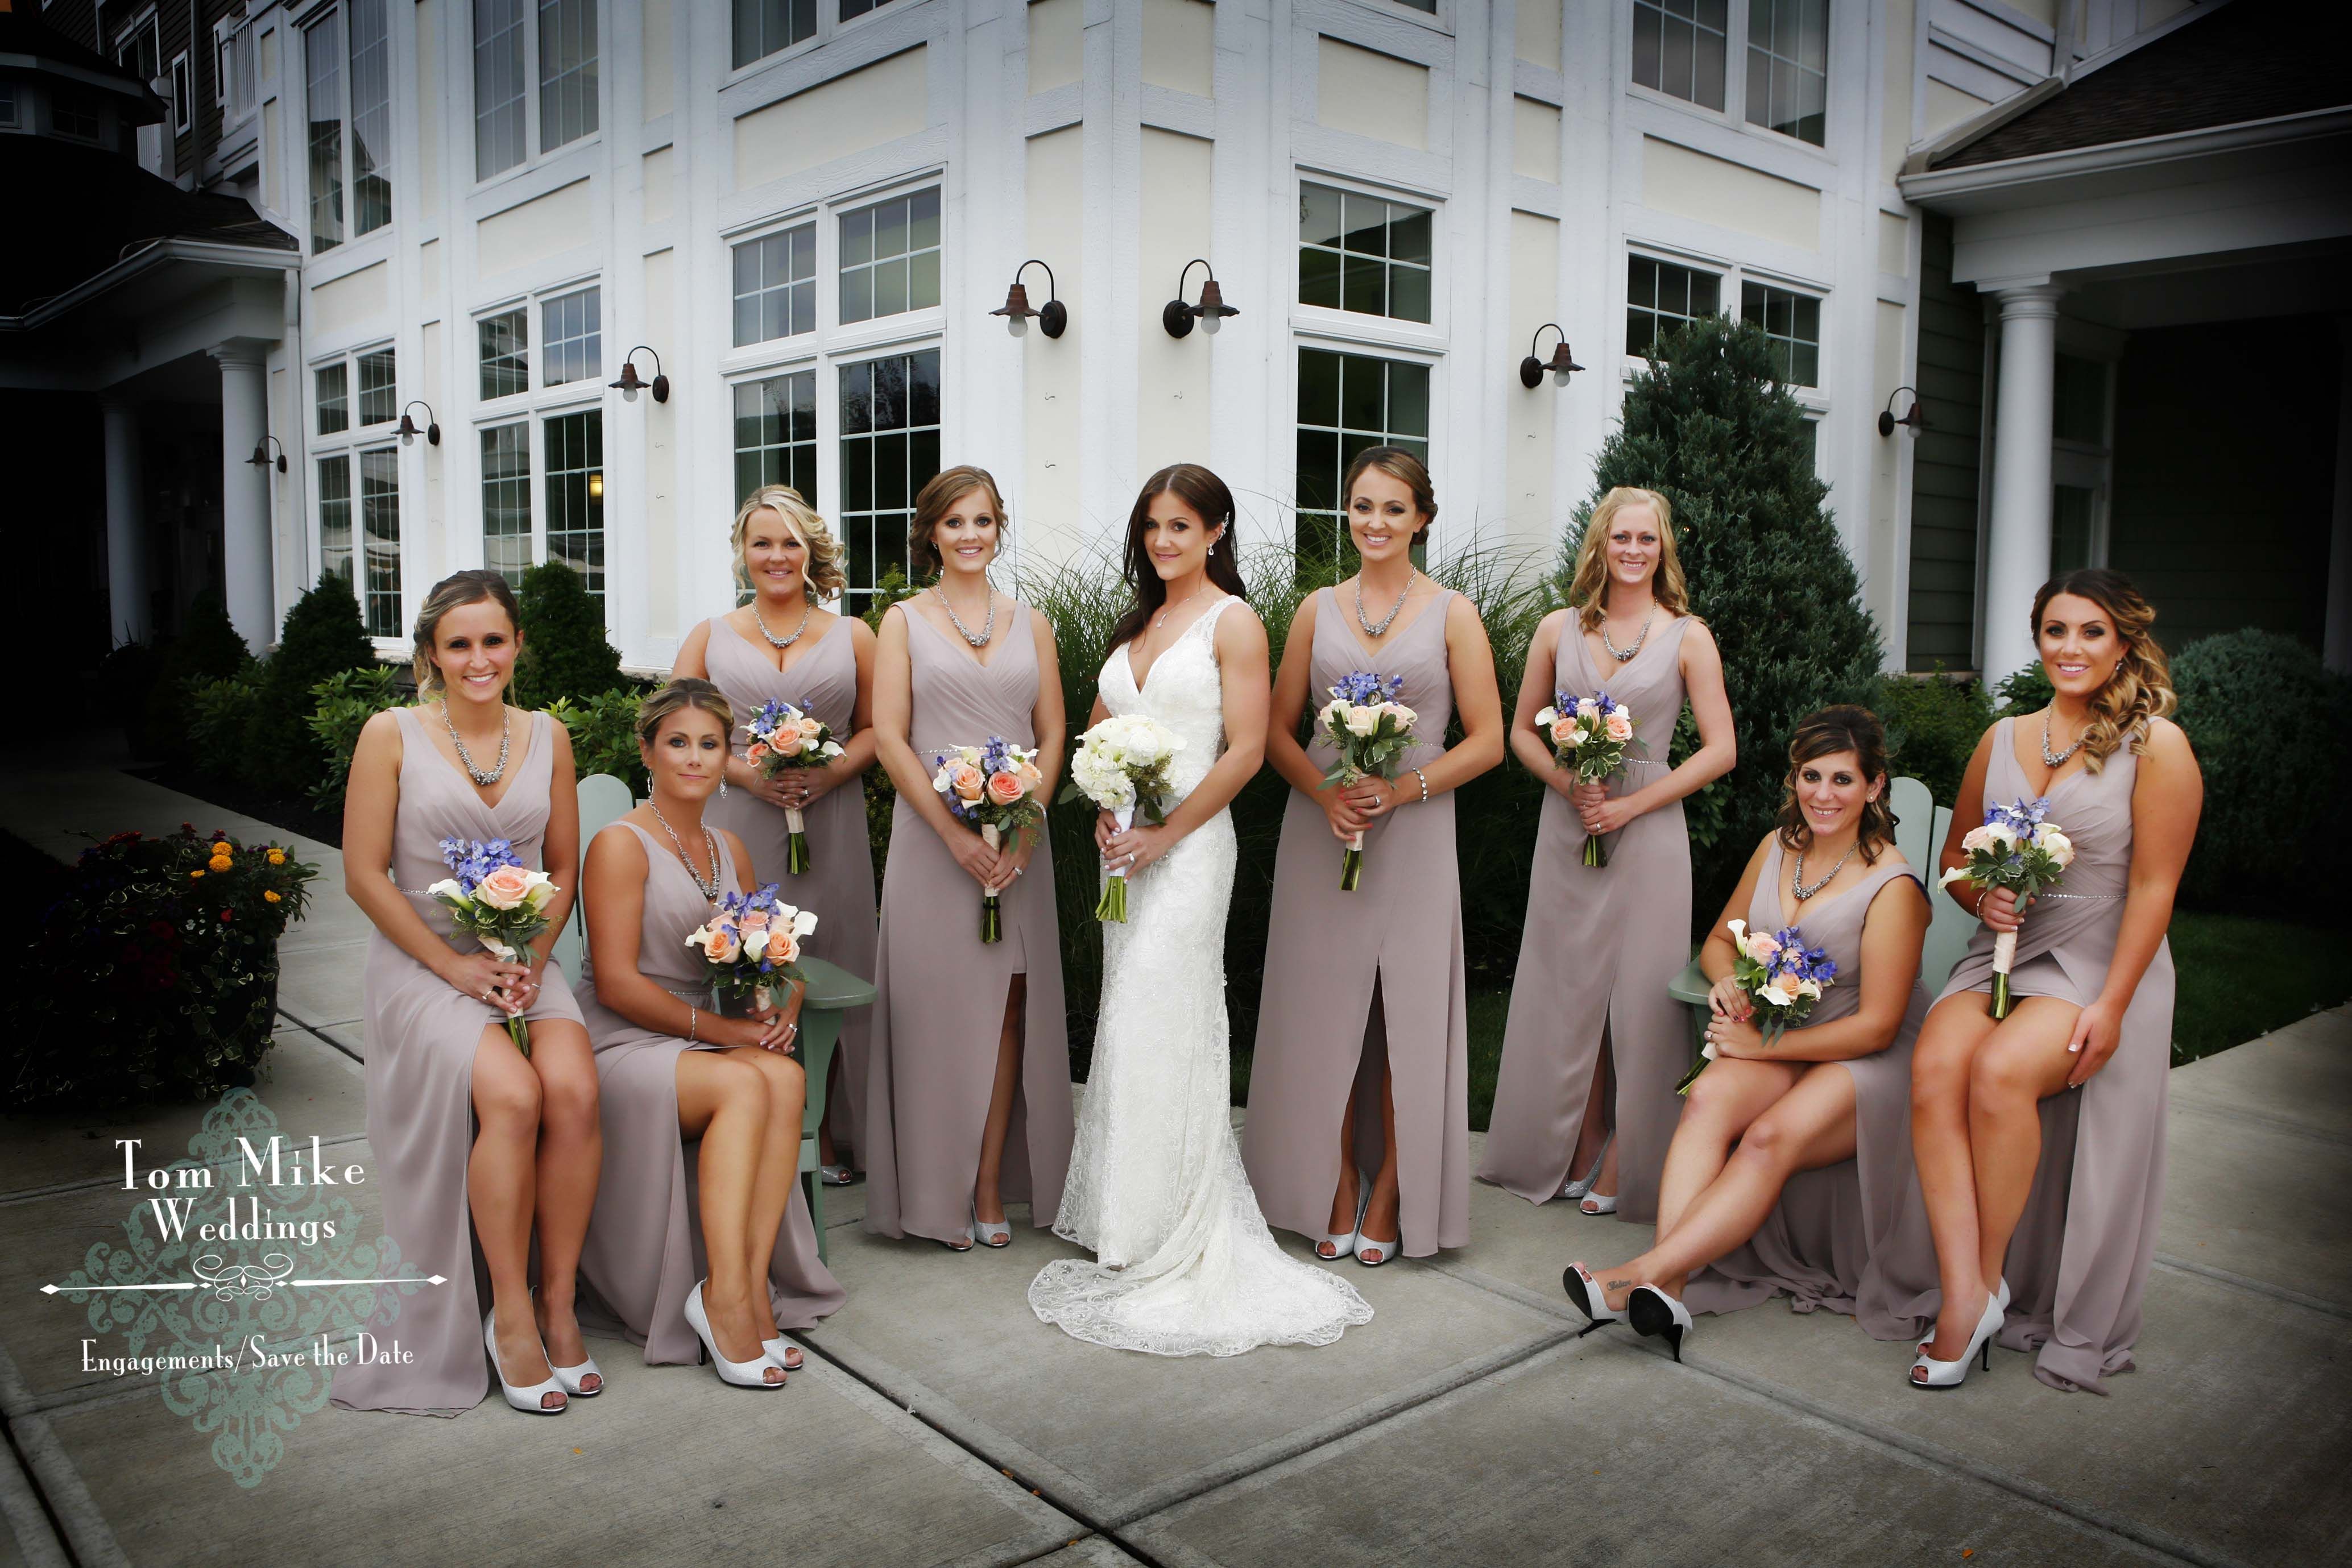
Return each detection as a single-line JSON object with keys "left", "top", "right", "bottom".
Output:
{"left": 1015, "top": 760, "right": 1046, "bottom": 794}
{"left": 775, "top": 733, "right": 805, "bottom": 758}
{"left": 951, "top": 764, "right": 986, "bottom": 802}
{"left": 986, "top": 770, "right": 1025, "bottom": 806}
{"left": 747, "top": 742, "right": 770, "bottom": 762}
{"left": 1550, "top": 720, "right": 1576, "bottom": 748}
{"left": 768, "top": 931, "right": 802, "bottom": 965}
{"left": 1745, "top": 931, "right": 1783, "bottom": 963}
{"left": 1765, "top": 972, "right": 1802, "bottom": 1003}
{"left": 1604, "top": 711, "right": 1634, "bottom": 742}
{"left": 478, "top": 865, "right": 535, "bottom": 910}
{"left": 703, "top": 926, "right": 742, "bottom": 963}
{"left": 739, "top": 909, "right": 771, "bottom": 930}
{"left": 797, "top": 716, "right": 824, "bottom": 738}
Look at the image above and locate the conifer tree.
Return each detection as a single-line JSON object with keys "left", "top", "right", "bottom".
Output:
{"left": 513, "top": 561, "right": 627, "bottom": 708}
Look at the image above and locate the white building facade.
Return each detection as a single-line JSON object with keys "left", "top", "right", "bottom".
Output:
{"left": 214, "top": 0, "right": 2195, "bottom": 672}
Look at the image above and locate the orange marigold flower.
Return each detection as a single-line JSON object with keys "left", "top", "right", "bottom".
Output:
{"left": 190, "top": 870, "right": 205, "bottom": 879}
{"left": 267, "top": 850, "right": 286, "bottom": 865}
{"left": 264, "top": 890, "right": 282, "bottom": 903}
{"left": 209, "top": 856, "right": 233, "bottom": 873}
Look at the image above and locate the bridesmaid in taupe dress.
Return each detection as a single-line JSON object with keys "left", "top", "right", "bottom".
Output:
{"left": 864, "top": 466, "right": 1074, "bottom": 1250}
{"left": 1563, "top": 708, "right": 1937, "bottom": 1358}
{"left": 1908, "top": 570, "right": 2200, "bottom": 1392}
{"left": 1477, "top": 487, "right": 1735, "bottom": 1222}
{"left": 575, "top": 680, "right": 843, "bottom": 1388}
{"left": 333, "top": 571, "right": 602, "bottom": 1416}
{"left": 677, "top": 485, "right": 879, "bottom": 1182}
{"left": 1243, "top": 447, "right": 1505, "bottom": 1265}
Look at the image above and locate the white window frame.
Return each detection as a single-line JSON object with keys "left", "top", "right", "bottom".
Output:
{"left": 113, "top": 8, "right": 161, "bottom": 88}
{"left": 0, "top": 81, "right": 19, "bottom": 131}
{"left": 719, "top": 171, "right": 948, "bottom": 611}
{"left": 168, "top": 50, "right": 191, "bottom": 134}
{"left": 216, "top": 15, "right": 258, "bottom": 127}
{"left": 1295, "top": 176, "right": 1439, "bottom": 331}
{"left": 470, "top": 0, "right": 603, "bottom": 189}
{"left": 728, "top": 0, "right": 906, "bottom": 81}
{"left": 467, "top": 278, "right": 610, "bottom": 609}
{"left": 1626, "top": 0, "right": 1835, "bottom": 153}
{"left": 1621, "top": 243, "right": 1830, "bottom": 416}
{"left": 308, "top": 340, "right": 407, "bottom": 640}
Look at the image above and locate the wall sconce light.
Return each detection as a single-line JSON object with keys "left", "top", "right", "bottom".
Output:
{"left": 587, "top": 472, "right": 605, "bottom": 500}
{"left": 611, "top": 346, "right": 670, "bottom": 403}
{"left": 396, "top": 401, "right": 441, "bottom": 446}
{"left": 246, "top": 434, "right": 288, "bottom": 473}
{"left": 990, "top": 259, "right": 1067, "bottom": 339}
{"left": 1878, "top": 386, "right": 1928, "bottom": 437}
{"left": 1518, "top": 324, "right": 1585, "bottom": 389}
{"left": 1162, "top": 259, "right": 1239, "bottom": 339}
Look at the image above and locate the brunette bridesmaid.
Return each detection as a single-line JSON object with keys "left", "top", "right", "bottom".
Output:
{"left": 676, "top": 486, "right": 879, "bottom": 1184}
{"left": 333, "top": 570, "right": 601, "bottom": 1416}
{"left": 574, "top": 679, "right": 844, "bottom": 1388}
{"left": 1477, "top": 487, "right": 1734, "bottom": 1221}
{"left": 1243, "top": 447, "right": 1505, "bottom": 1265}
{"left": 1907, "top": 570, "right": 2200, "bottom": 1392}
{"left": 864, "top": 466, "right": 1074, "bottom": 1250}
{"left": 1563, "top": 708, "right": 1936, "bottom": 1358}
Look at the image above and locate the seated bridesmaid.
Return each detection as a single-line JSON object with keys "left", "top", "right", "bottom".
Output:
{"left": 1564, "top": 707, "right": 1931, "bottom": 1362}
{"left": 575, "top": 679, "right": 845, "bottom": 1389}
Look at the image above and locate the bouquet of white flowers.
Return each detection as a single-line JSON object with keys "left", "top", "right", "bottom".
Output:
{"left": 1939, "top": 796, "right": 2076, "bottom": 1019}
{"left": 1317, "top": 671, "right": 1417, "bottom": 893}
{"left": 1059, "top": 712, "right": 1186, "bottom": 923}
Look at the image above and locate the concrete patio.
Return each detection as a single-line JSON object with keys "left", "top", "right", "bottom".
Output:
{"left": 3, "top": 757, "right": 2347, "bottom": 1568}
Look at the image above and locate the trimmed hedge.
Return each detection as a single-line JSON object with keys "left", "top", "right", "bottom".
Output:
{"left": 2171, "top": 629, "right": 2352, "bottom": 909}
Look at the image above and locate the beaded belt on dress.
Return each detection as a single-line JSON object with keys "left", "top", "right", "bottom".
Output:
{"left": 2037, "top": 892, "right": 2122, "bottom": 901}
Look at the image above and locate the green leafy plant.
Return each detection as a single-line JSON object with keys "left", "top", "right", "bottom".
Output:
{"left": 143, "top": 591, "right": 252, "bottom": 758}
{"left": 1878, "top": 666, "right": 1993, "bottom": 807}
{"left": 246, "top": 572, "right": 376, "bottom": 793}
{"left": 1993, "top": 662, "right": 2054, "bottom": 717}
{"left": 2170, "top": 629, "right": 2352, "bottom": 909}
{"left": 306, "top": 665, "right": 408, "bottom": 807}
{"left": 189, "top": 668, "right": 266, "bottom": 784}
{"left": 548, "top": 687, "right": 651, "bottom": 799}
{"left": 514, "top": 562, "right": 628, "bottom": 710}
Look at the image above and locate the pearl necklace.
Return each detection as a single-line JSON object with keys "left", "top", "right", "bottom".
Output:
{"left": 441, "top": 702, "right": 511, "bottom": 787}
{"left": 933, "top": 584, "right": 996, "bottom": 648}
{"left": 649, "top": 803, "right": 721, "bottom": 899}
{"left": 751, "top": 596, "right": 814, "bottom": 650}
{"left": 1601, "top": 608, "right": 1655, "bottom": 663}
{"left": 1792, "top": 838, "right": 1858, "bottom": 902}
{"left": 2040, "top": 710, "right": 2088, "bottom": 768}
{"left": 1355, "top": 570, "right": 1417, "bottom": 638}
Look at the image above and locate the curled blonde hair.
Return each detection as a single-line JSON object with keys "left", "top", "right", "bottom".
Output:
{"left": 1570, "top": 487, "right": 1691, "bottom": 632}
{"left": 635, "top": 677, "right": 735, "bottom": 750}
{"left": 2030, "top": 569, "right": 2175, "bottom": 773}
{"left": 411, "top": 569, "right": 522, "bottom": 696}
{"left": 732, "top": 486, "right": 847, "bottom": 602}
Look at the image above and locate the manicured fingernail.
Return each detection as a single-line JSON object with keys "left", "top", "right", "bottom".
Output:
{"left": 2067, "top": 1042, "right": 2081, "bottom": 1053}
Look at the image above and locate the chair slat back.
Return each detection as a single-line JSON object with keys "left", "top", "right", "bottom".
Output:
{"left": 550, "top": 773, "right": 636, "bottom": 982}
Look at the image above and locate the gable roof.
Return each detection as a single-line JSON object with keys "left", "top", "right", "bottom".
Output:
{"left": 1929, "top": 1, "right": 2349, "bottom": 171}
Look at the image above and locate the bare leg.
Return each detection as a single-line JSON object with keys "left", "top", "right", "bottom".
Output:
{"left": 1321, "top": 1081, "right": 1364, "bottom": 1258}
{"left": 676, "top": 1051, "right": 782, "bottom": 1383}
{"left": 1966, "top": 999, "right": 2080, "bottom": 1289}
{"left": 1360, "top": 1054, "right": 1403, "bottom": 1260}
{"left": 974, "top": 976, "right": 1025, "bottom": 1230}
{"left": 470, "top": 1026, "right": 558, "bottom": 1408}
{"left": 1910, "top": 994, "right": 1999, "bottom": 1367}
{"left": 1573, "top": 1032, "right": 1618, "bottom": 1198}
{"left": 524, "top": 1019, "right": 601, "bottom": 1391}
{"left": 1652, "top": 1059, "right": 1798, "bottom": 1246}
{"left": 727, "top": 1047, "right": 808, "bottom": 1343}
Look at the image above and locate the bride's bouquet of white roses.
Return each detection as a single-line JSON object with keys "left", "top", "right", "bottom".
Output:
{"left": 1060, "top": 713, "right": 1186, "bottom": 923}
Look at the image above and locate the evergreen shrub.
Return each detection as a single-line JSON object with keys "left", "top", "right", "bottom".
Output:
{"left": 548, "top": 688, "right": 652, "bottom": 799}
{"left": 1878, "top": 667, "right": 1993, "bottom": 808}
{"left": 246, "top": 572, "right": 375, "bottom": 791}
{"left": 144, "top": 591, "right": 251, "bottom": 754}
{"left": 514, "top": 562, "right": 627, "bottom": 709}
{"left": 2170, "top": 629, "right": 2352, "bottom": 909}
{"left": 306, "top": 665, "right": 408, "bottom": 808}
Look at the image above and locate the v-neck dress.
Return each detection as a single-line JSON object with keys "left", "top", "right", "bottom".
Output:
{"left": 333, "top": 705, "right": 585, "bottom": 1417}
{"left": 1241, "top": 588, "right": 1472, "bottom": 1259}
{"left": 862, "top": 603, "right": 1075, "bottom": 1245}
{"left": 701, "top": 613, "right": 879, "bottom": 1163}
{"left": 1479, "top": 615, "right": 1696, "bottom": 1221}
{"left": 1683, "top": 839, "right": 1941, "bottom": 1334}
{"left": 573, "top": 822, "right": 844, "bottom": 1364}
{"left": 1925, "top": 717, "right": 2173, "bottom": 1393}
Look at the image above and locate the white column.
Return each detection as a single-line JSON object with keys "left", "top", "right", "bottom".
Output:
{"left": 102, "top": 397, "right": 150, "bottom": 646}
{"left": 2324, "top": 316, "right": 2352, "bottom": 674}
{"left": 1981, "top": 283, "right": 2064, "bottom": 687}
{"left": 213, "top": 348, "right": 276, "bottom": 652}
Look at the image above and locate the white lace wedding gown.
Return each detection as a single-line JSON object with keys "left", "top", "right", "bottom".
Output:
{"left": 1029, "top": 597, "right": 1373, "bottom": 1356}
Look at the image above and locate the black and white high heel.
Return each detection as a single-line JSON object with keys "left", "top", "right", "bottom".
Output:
{"left": 684, "top": 1281, "right": 786, "bottom": 1389}
{"left": 1910, "top": 1282, "right": 2006, "bottom": 1391}
{"left": 1627, "top": 1285, "right": 1695, "bottom": 1363}
{"left": 483, "top": 1309, "right": 566, "bottom": 1414}
{"left": 1561, "top": 1262, "right": 1630, "bottom": 1335}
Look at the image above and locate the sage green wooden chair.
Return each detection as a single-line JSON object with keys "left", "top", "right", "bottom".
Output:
{"left": 792, "top": 955, "right": 877, "bottom": 1262}
{"left": 549, "top": 772, "right": 636, "bottom": 984}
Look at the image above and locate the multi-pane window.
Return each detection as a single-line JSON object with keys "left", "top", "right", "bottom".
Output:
{"left": 734, "top": 224, "right": 818, "bottom": 346}
{"left": 359, "top": 449, "right": 403, "bottom": 636}
{"left": 734, "top": 0, "right": 817, "bottom": 68}
{"left": 541, "top": 287, "right": 602, "bottom": 387}
{"left": 305, "top": 14, "right": 345, "bottom": 251}
{"left": 1746, "top": 0, "right": 1827, "bottom": 144}
{"left": 839, "top": 0, "right": 891, "bottom": 18}
{"left": 1740, "top": 281, "right": 1819, "bottom": 385}
{"left": 170, "top": 53, "right": 192, "bottom": 134}
{"left": 51, "top": 90, "right": 100, "bottom": 140}
{"left": 538, "top": 0, "right": 598, "bottom": 152}
{"left": 1626, "top": 256, "right": 1721, "bottom": 357}
{"left": 349, "top": 0, "right": 394, "bottom": 231}
{"left": 482, "top": 424, "right": 533, "bottom": 585}
{"left": 479, "top": 309, "right": 529, "bottom": 399}
{"left": 475, "top": 0, "right": 528, "bottom": 179}
{"left": 1632, "top": 0, "right": 1728, "bottom": 110}
{"left": 317, "top": 364, "right": 350, "bottom": 435}
{"left": 357, "top": 348, "right": 400, "bottom": 425}
{"left": 1294, "top": 347, "right": 1431, "bottom": 566}
{"left": 734, "top": 374, "right": 819, "bottom": 507}
{"left": 838, "top": 350, "right": 941, "bottom": 612}
{"left": 318, "top": 455, "right": 354, "bottom": 596}
{"left": 839, "top": 189, "right": 941, "bottom": 326}
{"left": 544, "top": 411, "right": 604, "bottom": 603}
{"left": 0, "top": 84, "right": 17, "bottom": 130}
{"left": 117, "top": 16, "right": 160, "bottom": 85}
{"left": 1298, "top": 182, "right": 1433, "bottom": 325}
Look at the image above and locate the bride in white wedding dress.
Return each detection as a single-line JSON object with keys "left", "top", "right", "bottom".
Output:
{"left": 1029, "top": 466, "right": 1373, "bottom": 1356}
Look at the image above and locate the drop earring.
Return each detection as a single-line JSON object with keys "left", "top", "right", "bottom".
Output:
{"left": 719, "top": 774, "right": 728, "bottom": 799}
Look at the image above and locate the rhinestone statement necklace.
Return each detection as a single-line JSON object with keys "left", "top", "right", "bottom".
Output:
{"left": 442, "top": 702, "right": 511, "bottom": 787}
{"left": 1355, "top": 570, "right": 1418, "bottom": 638}
{"left": 2041, "top": 710, "right": 2088, "bottom": 769}
{"left": 934, "top": 584, "right": 997, "bottom": 648}
{"left": 649, "top": 802, "right": 721, "bottom": 899}
{"left": 751, "top": 598, "right": 814, "bottom": 650}
{"left": 1601, "top": 609, "right": 1655, "bottom": 664}
{"left": 1792, "top": 839, "right": 1859, "bottom": 902}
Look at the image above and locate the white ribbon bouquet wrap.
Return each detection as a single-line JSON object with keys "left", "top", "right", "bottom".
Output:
{"left": 1938, "top": 796, "right": 2076, "bottom": 1019}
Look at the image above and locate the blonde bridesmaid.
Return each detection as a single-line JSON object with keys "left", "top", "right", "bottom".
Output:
{"left": 1907, "top": 570, "right": 2200, "bottom": 1392}
{"left": 676, "top": 486, "right": 879, "bottom": 1184}
{"left": 333, "top": 570, "right": 601, "bottom": 1416}
{"left": 864, "top": 466, "right": 1075, "bottom": 1250}
{"left": 1477, "top": 488, "right": 1734, "bottom": 1221}
{"left": 575, "top": 679, "right": 844, "bottom": 1389}
{"left": 1242, "top": 447, "right": 1505, "bottom": 1266}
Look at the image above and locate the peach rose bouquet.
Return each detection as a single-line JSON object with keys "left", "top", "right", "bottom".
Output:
{"left": 744, "top": 698, "right": 847, "bottom": 874}
{"left": 428, "top": 836, "right": 558, "bottom": 1056}
{"left": 685, "top": 883, "right": 819, "bottom": 1014}
{"left": 931, "top": 736, "right": 1047, "bottom": 943}
{"left": 1533, "top": 689, "right": 1638, "bottom": 868}
{"left": 1675, "top": 919, "right": 1838, "bottom": 1094}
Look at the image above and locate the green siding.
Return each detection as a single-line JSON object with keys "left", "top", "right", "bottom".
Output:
{"left": 1905, "top": 213, "right": 1986, "bottom": 670}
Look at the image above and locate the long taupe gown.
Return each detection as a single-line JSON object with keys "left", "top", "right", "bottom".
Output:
{"left": 863, "top": 604, "right": 1074, "bottom": 1245}
{"left": 573, "top": 820, "right": 844, "bottom": 1364}
{"left": 333, "top": 706, "right": 586, "bottom": 1417}
{"left": 701, "top": 613, "right": 879, "bottom": 1163}
{"left": 1477, "top": 614, "right": 1695, "bottom": 1222}
{"left": 1241, "top": 588, "right": 1472, "bottom": 1259}
{"left": 1682, "top": 840, "right": 1941, "bottom": 1337}
{"left": 1929, "top": 717, "right": 2173, "bottom": 1393}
